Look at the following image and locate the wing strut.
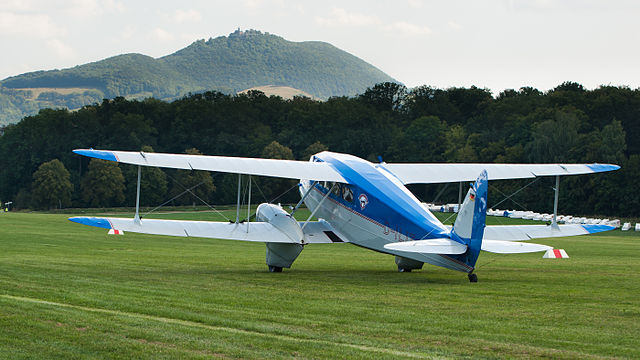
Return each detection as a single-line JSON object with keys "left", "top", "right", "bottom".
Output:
{"left": 246, "top": 175, "right": 251, "bottom": 232}
{"left": 458, "top": 181, "right": 463, "bottom": 213}
{"left": 235, "top": 174, "right": 242, "bottom": 223}
{"left": 134, "top": 165, "right": 141, "bottom": 224}
{"left": 552, "top": 175, "right": 559, "bottom": 228}
{"left": 302, "top": 183, "right": 335, "bottom": 230}
{"left": 290, "top": 181, "right": 318, "bottom": 217}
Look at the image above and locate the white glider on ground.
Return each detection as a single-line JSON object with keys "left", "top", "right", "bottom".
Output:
{"left": 69, "top": 149, "right": 618, "bottom": 282}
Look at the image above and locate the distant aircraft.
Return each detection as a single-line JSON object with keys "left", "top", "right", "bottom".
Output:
{"left": 69, "top": 149, "right": 619, "bottom": 282}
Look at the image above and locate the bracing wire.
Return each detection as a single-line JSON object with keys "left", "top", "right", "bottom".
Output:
{"left": 489, "top": 177, "right": 540, "bottom": 210}
{"left": 268, "top": 181, "right": 300, "bottom": 204}
{"left": 143, "top": 171, "right": 230, "bottom": 222}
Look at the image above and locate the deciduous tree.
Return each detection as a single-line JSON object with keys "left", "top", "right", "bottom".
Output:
{"left": 81, "top": 159, "right": 125, "bottom": 207}
{"left": 32, "top": 159, "right": 73, "bottom": 209}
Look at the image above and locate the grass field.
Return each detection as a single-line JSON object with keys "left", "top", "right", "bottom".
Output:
{"left": 0, "top": 209, "right": 638, "bottom": 359}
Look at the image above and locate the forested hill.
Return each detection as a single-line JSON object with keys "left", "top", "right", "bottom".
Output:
{"left": 1, "top": 82, "right": 638, "bottom": 217}
{"left": 0, "top": 29, "right": 396, "bottom": 124}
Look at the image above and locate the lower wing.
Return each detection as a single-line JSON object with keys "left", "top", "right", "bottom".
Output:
{"left": 68, "top": 217, "right": 348, "bottom": 244}
{"left": 482, "top": 224, "right": 614, "bottom": 241}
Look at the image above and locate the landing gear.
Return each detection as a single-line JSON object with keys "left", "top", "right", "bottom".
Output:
{"left": 265, "top": 242, "right": 303, "bottom": 272}
{"left": 468, "top": 273, "right": 478, "bottom": 283}
{"left": 395, "top": 256, "right": 423, "bottom": 273}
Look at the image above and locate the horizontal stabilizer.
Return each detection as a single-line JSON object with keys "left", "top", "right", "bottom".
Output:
{"left": 384, "top": 239, "right": 468, "bottom": 254}
{"left": 481, "top": 240, "right": 552, "bottom": 254}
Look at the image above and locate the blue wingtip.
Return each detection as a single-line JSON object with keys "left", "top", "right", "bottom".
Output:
{"left": 73, "top": 149, "right": 117, "bottom": 162}
{"left": 68, "top": 217, "right": 112, "bottom": 229}
{"left": 582, "top": 224, "right": 616, "bottom": 234}
{"left": 586, "top": 164, "right": 620, "bottom": 173}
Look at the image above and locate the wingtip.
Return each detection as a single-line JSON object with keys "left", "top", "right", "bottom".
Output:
{"left": 587, "top": 163, "right": 621, "bottom": 173}
{"left": 582, "top": 224, "right": 615, "bottom": 234}
{"left": 72, "top": 149, "right": 118, "bottom": 162}
{"left": 68, "top": 216, "right": 112, "bottom": 229}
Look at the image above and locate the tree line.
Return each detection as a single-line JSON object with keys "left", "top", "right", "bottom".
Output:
{"left": 0, "top": 81, "right": 638, "bottom": 216}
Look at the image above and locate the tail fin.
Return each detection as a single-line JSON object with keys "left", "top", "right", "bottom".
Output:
{"left": 451, "top": 170, "right": 488, "bottom": 271}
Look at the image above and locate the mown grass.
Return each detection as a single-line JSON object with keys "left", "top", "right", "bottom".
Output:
{"left": 0, "top": 210, "right": 638, "bottom": 359}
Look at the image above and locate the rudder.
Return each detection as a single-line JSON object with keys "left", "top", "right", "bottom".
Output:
{"left": 451, "top": 170, "right": 488, "bottom": 271}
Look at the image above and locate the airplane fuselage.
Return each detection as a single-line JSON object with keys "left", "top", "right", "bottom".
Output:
{"left": 301, "top": 152, "right": 474, "bottom": 273}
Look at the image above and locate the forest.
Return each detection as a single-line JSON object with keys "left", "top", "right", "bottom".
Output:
{"left": 0, "top": 81, "right": 638, "bottom": 217}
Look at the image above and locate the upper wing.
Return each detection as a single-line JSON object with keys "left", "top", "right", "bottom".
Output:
{"left": 73, "top": 149, "right": 347, "bottom": 183}
{"left": 68, "top": 216, "right": 349, "bottom": 244}
{"left": 380, "top": 163, "right": 619, "bottom": 184}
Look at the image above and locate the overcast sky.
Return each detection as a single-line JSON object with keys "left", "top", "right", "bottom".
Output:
{"left": 1, "top": 0, "right": 638, "bottom": 95}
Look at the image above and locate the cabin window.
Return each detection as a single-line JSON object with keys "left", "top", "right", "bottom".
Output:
{"left": 332, "top": 183, "right": 341, "bottom": 196}
{"left": 342, "top": 185, "right": 354, "bottom": 203}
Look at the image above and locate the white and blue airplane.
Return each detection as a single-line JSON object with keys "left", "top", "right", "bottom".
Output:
{"left": 69, "top": 149, "right": 619, "bottom": 282}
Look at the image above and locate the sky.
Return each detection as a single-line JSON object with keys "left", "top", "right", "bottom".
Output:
{"left": 0, "top": 0, "right": 638, "bottom": 95}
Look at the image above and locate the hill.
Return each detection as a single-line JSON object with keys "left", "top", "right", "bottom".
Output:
{"left": 0, "top": 29, "right": 397, "bottom": 125}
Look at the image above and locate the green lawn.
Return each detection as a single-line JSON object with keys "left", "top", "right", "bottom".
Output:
{"left": 0, "top": 211, "right": 638, "bottom": 359}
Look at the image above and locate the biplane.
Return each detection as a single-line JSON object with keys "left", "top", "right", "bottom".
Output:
{"left": 69, "top": 149, "right": 619, "bottom": 282}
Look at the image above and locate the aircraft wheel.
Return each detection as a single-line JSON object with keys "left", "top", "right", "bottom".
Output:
{"left": 468, "top": 273, "right": 478, "bottom": 283}
{"left": 268, "top": 265, "right": 283, "bottom": 273}
{"left": 398, "top": 267, "right": 412, "bottom": 273}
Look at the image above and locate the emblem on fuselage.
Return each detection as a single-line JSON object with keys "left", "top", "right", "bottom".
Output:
{"left": 358, "top": 193, "right": 369, "bottom": 210}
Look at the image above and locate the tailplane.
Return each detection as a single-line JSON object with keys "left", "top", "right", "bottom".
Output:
{"left": 451, "top": 170, "right": 488, "bottom": 272}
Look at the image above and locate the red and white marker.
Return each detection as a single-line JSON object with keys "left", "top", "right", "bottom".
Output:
{"left": 543, "top": 249, "right": 569, "bottom": 258}
{"left": 108, "top": 229, "right": 125, "bottom": 235}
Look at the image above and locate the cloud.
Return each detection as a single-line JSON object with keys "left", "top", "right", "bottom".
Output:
{"left": 173, "top": 9, "right": 202, "bottom": 24}
{"left": 152, "top": 28, "right": 174, "bottom": 42}
{"left": 104, "top": 0, "right": 125, "bottom": 13}
{"left": 407, "top": 0, "right": 424, "bottom": 8}
{"left": 0, "top": 0, "right": 38, "bottom": 12}
{"left": 384, "top": 22, "right": 432, "bottom": 36}
{"left": 448, "top": 21, "right": 463, "bottom": 31}
{"left": 243, "top": 0, "right": 263, "bottom": 9}
{"left": 243, "top": 0, "right": 285, "bottom": 10}
{"left": 63, "top": 0, "right": 124, "bottom": 17}
{"left": 316, "top": 8, "right": 381, "bottom": 27}
{"left": 47, "top": 38, "right": 75, "bottom": 59}
{"left": 119, "top": 25, "right": 136, "bottom": 41}
{"left": 0, "top": 11, "right": 66, "bottom": 38}
{"left": 64, "top": 0, "right": 100, "bottom": 17}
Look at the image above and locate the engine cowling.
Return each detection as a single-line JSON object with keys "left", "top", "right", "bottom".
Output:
{"left": 255, "top": 203, "right": 304, "bottom": 244}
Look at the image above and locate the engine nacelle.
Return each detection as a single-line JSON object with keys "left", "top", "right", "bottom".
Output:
{"left": 255, "top": 203, "right": 304, "bottom": 244}
{"left": 256, "top": 203, "right": 305, "bottom": 270}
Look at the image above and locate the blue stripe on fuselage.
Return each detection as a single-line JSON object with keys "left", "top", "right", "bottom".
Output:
{"left": 316, "top": 152, "right": 448, "bottom": 240}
